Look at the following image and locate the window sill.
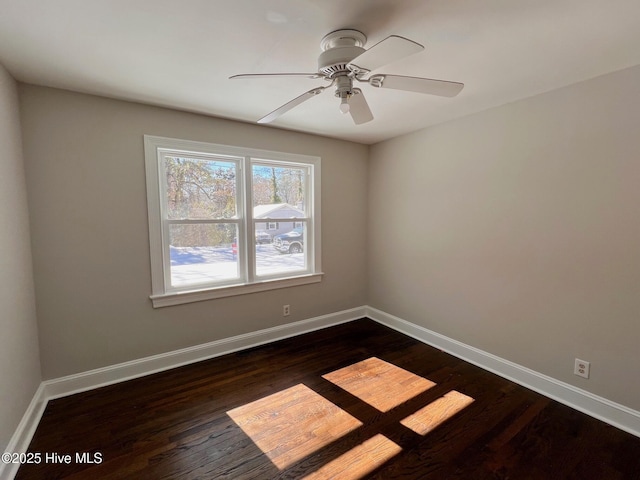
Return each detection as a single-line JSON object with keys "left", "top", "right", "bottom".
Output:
{"left": 150, "top": 273, "right": 324, "bottom": 308}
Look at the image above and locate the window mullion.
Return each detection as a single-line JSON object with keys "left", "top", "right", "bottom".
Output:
{"left": 233, "top": 158, "right": 247, "bottom": 284}
{"left": 244, "top": 156, "right": 256, "bottom": 282}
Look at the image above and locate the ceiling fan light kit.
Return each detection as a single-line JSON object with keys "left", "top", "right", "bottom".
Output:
{"left": 231, "top": 29, "right": 464, "bottom": 125}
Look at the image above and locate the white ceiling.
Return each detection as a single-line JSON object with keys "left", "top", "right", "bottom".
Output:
{"left": 1, "top": 0, "right": 640, "bottom": 145}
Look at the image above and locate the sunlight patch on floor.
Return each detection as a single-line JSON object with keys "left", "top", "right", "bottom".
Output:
{"left": 227, "top": 383, "right": 362, "bottom": 469}
{"left": 302, "top": 434, "right": 402, "bottom": 480}
{"left": 226, "top": 358, "right": 474, "bottom": 477}
{"left": 322, "top": 357, "right": 436, "bottom": 412}
{"left": 401, "top": 390, "right": 475, "bottom": 435}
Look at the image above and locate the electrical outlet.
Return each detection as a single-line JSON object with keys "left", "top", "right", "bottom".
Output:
{"left": 283, "top": 304, "right": 290, "bottom": 317}
{"left": 574, "top": 358, "right": 590, "bottom": 379}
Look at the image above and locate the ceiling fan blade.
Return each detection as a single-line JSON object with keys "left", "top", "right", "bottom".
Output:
{"left": 230, "top": 73, "right": 324, "bottom": 80}
{"left": 348, "top": 35, "right": 423, "bottom": 74}
{"left": 369, "top": 74, "right": 464, "bottom": 97}
{"left": 257, "top": 86, "right": 327, "bottom": 124}
{"left": 349, "top": 88, "right": 374, "bottom": 125}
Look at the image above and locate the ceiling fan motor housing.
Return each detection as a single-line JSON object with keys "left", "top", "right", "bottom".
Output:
{"left": 318, "top": 29, "right": 366, "bottom": 78}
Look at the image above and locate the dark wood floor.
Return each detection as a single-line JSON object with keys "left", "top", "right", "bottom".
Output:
{"left": 17, "top": 319, "right": 640, "bottom": 479}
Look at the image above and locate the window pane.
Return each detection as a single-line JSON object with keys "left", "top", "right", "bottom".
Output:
{"left": 252, "top": 164, "right": 307, "bottom": 216}
{"left": 256, "top": 221, "right": 306, "bottom": 277}
{"left": 169, "top": 223, "right": 238, "bottom": 288}
{"left": 165, "top": 156, "right": 236, "bottom": 219}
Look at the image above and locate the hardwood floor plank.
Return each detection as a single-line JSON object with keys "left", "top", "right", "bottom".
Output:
{"left": 16, "top": 319, "right": 640, "bottom": 479}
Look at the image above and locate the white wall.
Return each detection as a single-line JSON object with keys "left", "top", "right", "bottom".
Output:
{"left": 0, "top": 65, "right": 41, "bottom": 450}
{"left": 19, "top": 85, "right": 369, "bottom": 380}
{"left": 368, "top": 65, "right": 640, "bottom": 411}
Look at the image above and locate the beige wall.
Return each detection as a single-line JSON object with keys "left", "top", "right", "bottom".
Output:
{"left": 14, "top": 63, "right": 640, "bottom": 419}
{"left": 0, "top": 65, "right": 41, "bottom": 450}
{"left": 368, "top": 65, "right": 640, "bottom": 411}
{"left": 19, "top": 85, "right": 369, "bottom": 380}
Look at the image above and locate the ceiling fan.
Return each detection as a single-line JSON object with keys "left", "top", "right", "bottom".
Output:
{"left": 230, "top": 29, "right": 464, "bottom": 125}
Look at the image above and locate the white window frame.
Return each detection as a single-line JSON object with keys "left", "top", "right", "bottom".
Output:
{"left": 144, "top": 135, "right": 322, "bottom": 308}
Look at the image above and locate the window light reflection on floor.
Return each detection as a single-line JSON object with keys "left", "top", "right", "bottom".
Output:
{"left": 322, "top": 356, "right": 436, "bottom": 412}
{"left": 302, "top": 434, "right": 402, "bottom": 480}
{"left": 226, "top": 357, "right": 474, "bottom": 478}
{"left": 227, "top": 384, "right": 362, "bottom": 470}
{"left": 401, "top": 390, "right": 475, "bottom": 435}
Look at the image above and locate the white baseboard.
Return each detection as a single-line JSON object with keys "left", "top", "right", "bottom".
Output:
{"left": 5, "top": 303, "right": 639, "bottom": 480}
{"left": 44, "top": 306, "right": 366, "bottom": 400}
{"left": 0, "top": 384, "right": 48, "bottom": 480}
{"left": 365, "top": 305, "right": 640, "bottom": 438}
{"left": 2, "top": 306, "right": 366, "bottom": 480}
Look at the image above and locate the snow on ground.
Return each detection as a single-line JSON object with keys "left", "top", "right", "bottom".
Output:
{"left": 170, "top": 245, "right": 304, "bottom": 288}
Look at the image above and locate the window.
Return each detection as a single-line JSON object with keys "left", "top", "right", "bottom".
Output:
{"left": 144, "top": 136, "right": 322, "bottom": 307}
